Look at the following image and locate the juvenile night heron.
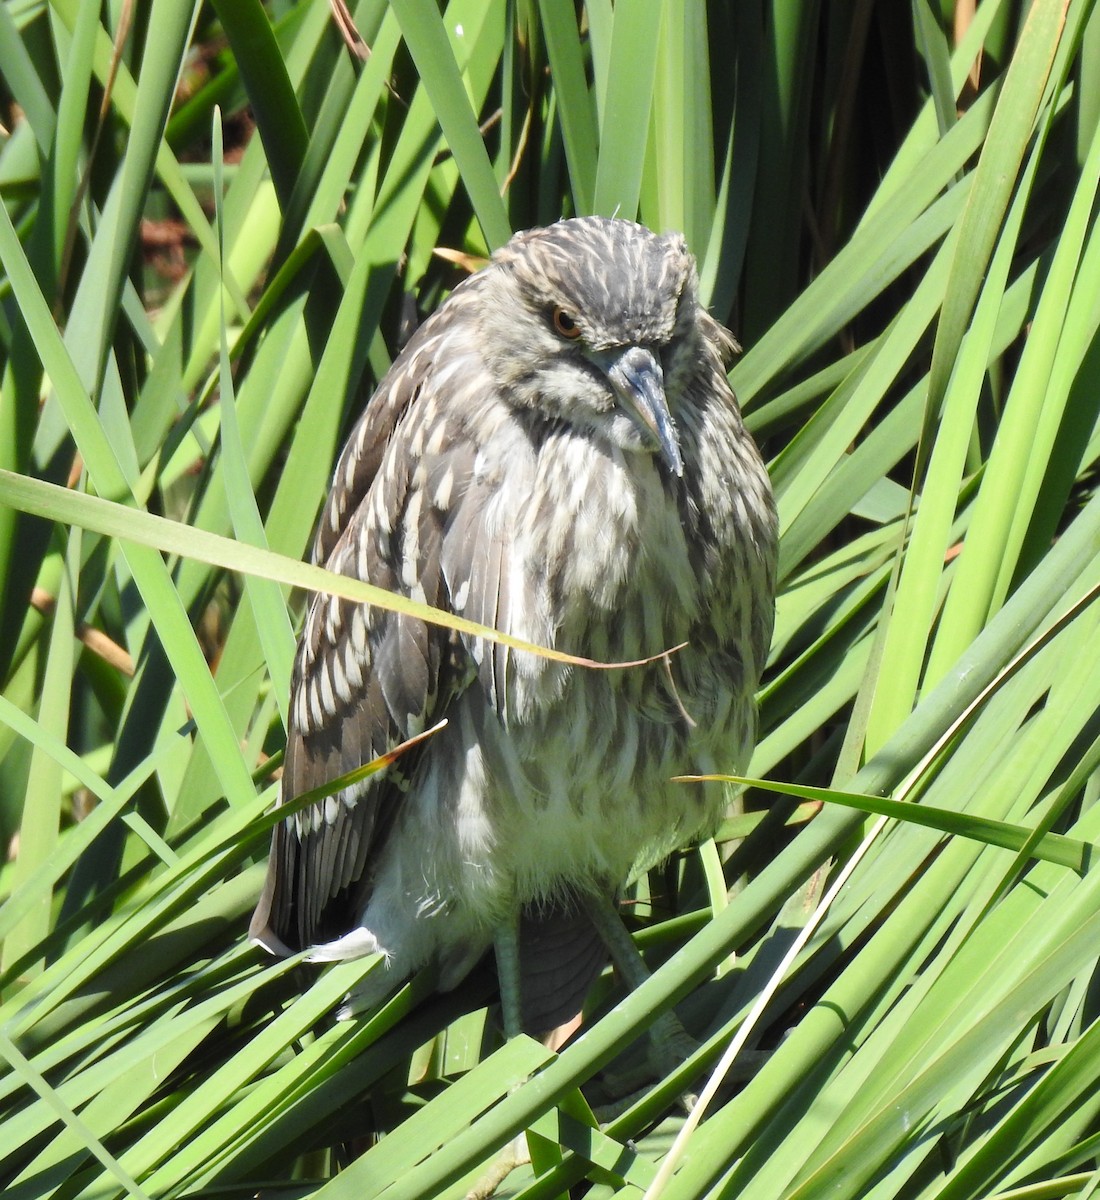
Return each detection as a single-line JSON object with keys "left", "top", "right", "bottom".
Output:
{"left": 250, "top": 216, "right": 778, "bottom": 1042}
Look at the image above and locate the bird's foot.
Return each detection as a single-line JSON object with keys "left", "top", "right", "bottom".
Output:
{"left": 600, "top": 1022, "right": 776, "bottom": 1120}
{"left": 333, "top": 959, "right": 400, "bottom": 1021}
{"left": 597, "top": 1009, "right": 701, "bottom": 1114}
{"left": 465, "top": 1132, "right": 530, "bottom": 1200}
{"left": 649, "top": 1010, "right": 702, "bottom": 1082}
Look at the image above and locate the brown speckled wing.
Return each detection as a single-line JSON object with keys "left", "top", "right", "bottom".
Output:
{"left": 250, "top": 280, "right": 493, "bottom": 954}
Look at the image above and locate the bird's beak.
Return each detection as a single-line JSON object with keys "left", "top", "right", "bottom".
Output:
{"left": 603, "top": 345, "right": 684, "bottom": 477}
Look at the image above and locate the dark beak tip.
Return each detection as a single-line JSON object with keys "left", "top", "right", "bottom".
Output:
{"left": 607, "top": 346, "right": 683, "bottom": 477}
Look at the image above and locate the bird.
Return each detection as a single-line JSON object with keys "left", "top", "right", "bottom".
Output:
{"left": 250, "top": 215, "right": 778, "bottom": 1046}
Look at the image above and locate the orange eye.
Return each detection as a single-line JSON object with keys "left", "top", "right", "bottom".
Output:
{"left": 551, "top": 307, "right": 582, "bottom": 339}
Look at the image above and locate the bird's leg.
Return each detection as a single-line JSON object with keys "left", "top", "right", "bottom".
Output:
{"left": 582, "top": 894, "right": 700, "bottom": 1100}
{"left": 466, "top": 917, "right": 532, "bottom": 1200}
{"left": 493, "top": 913, "right": 525, "bottom": 1042}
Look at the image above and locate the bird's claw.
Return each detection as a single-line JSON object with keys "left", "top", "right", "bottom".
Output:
{"left": 465, "top": 1132, "right": 530, "bottom": 1200}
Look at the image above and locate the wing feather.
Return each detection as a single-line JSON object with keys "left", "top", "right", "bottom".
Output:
{"left": 250, "top": 280, "right": 500, "bottom": 954}
{"left": 439, "top": 477, "right": 512, "bottom": 719}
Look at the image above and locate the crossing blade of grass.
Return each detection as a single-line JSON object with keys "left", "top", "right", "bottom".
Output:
{"left": 7, "top": 1017, "right": 219, "bottom": 1198}
{"left": 0, "top": 692, "right": 171, "bottom": 945}
{"left": 913, "top": 0, "right": 958, "bottom": 138}
{"left": 390, "top": 0, "right": 512, "bottom": 249}
{"left": 74, "top": 955, "right": 382, "bottom": 1199}
{"left": 0, "top": 540, "right": 75, "bottom": 977}
{"left": 689, "top": 776, "right": 1093, "bottom": 874}
{"left": 591, "top": 0, "right": 660, "bottom": 219}
{"left": 863, "top": 113, "right": 1047, "bottom": 753}
{"left": 0, "top": 1028, "right": 151, "bottom": 1200}
{"left": 308, "top": 1038, "right": 553, "bottom": 1200}
{"left": 649, "top": 5, "right": 714, "bottom": 250}
{"left": 787, "top": 892, "right": 1100, "bottom": 1200}
{"left": 538, "top": 0, "right": 598, "bottom": 214}
{"left": 0, "top": 189, "right": 259, "bottom": 812}
{"left": 0, "top": 5, "right": 55, "bottom": 146}
{"left": 697, "top": 3, "right": 763, "bottom": 319}
{"left": 296, "top": 7, "right": 404, "bottom": 239}
{"left": 932, "top": 107, "right": 1100, "bottom": 673}
{"left": 920, "top": 0, "right": 1067, "bottom": 467}
{"left": 212, "top": 0, "right": 308, "bottom": 212}
{"left": 732, "top": 93, "right": 991, "bottom": 402}
{"left": 55, "top": 0, "right": 198, "bottom": 406}
{"left": 212, "top": 108, "right": 295, "bottom": 723}
{"left": 0, "top": 469, "right": 636, "bottom": 670}
{"left": 47, "top": 0, "right": 253, "bottom": 321}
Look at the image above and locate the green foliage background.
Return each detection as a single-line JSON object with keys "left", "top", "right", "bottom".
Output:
{"left": 2, "top": 1, "right": 1100, "bottom": 1197}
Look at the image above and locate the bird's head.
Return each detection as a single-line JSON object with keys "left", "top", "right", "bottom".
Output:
{"left": 479, "top": 217, "right": 729, "bottom": 477}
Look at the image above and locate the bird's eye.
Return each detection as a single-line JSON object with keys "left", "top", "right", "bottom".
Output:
{"left": 551, "top": 307, "right": 582, "bottom": 339}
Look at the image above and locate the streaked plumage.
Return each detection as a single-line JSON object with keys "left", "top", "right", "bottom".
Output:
{"left": 250, "top": 216, "right": 778, "bottom": 1035}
